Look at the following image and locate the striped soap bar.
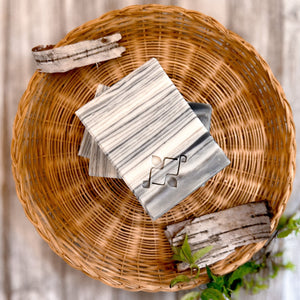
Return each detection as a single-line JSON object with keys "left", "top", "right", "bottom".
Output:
{"left": 90, "top": 101, "right": 211, "bottom": 178}
{"left": 76, "top": 58, "right": 230, "bottom": 220}
{"left": 78, "top": 85, "right": 109, "bottom": 158}
{"left": 78, "top": 83, "right": 212, "bottom": 179}
{"left": 78, "top": 84, "right": 119, "bottom": 178}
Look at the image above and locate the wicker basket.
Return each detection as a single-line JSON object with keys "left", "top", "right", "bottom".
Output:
{"left": 11, "top": 4, "right": 295, "bottom": 292}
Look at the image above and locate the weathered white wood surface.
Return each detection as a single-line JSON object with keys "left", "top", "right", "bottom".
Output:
{"left": 1, "top": 0, "right": 300, "bottom": 299}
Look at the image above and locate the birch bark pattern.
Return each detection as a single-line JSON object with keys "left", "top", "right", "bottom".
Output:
{"left": 165, "top": 202, "right": 271, "bottom": 271}
{"left": 32, "top": 33, "right": 125, "bottom": 73}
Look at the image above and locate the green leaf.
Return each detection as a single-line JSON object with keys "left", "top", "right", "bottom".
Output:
{"left": 182, "top": 234, "right": 193, "bottom": 264}
{"left": 277, "top": 214, "right": 300, "bottom": 237}
{"left": 278, "top": 229, "right": 293, "bottom": 238}
{"left": 181, "top": 291, "right": 201, "bottom": 300}
{"left": 288, "top": 214, "right": 297, "bottom": 226}
{"left": 283, "top": 261, "right": 296, "bottom": 271}
{"left": 252, "top": 283, "right": 269, "bottom": 294}
{"left": 172, "top": 254, "right": 183, "bottom": 261}
{"left": 206, "top": 266, "right": 218, "bottom": 281}
{"left": 200, "top": 288, "right": 226, "bottom": 300}
{"left": 172, "top": 254, "right": 182, "bottom": 261}
{"left": 206, "top": 271, "right": 227, "bottom": 295}
{"left": 179, "top": 249, "right": 190, "bottom": 263}
{"left": 207, "top": 281, "right": 222, "bottom": 292}
{"left": 172, "top": 246, "right": 185, "bottom": 262}
{"left": 289, "top": 217, "right": 300, "bottom": 232}
{"left": 227, "top": 262, "right": 259, "bottom": 287}
{"left": 277, "top": 215, "right": 288, "bottom": 230}
{"left": 270, "top": 264, "right": 279, "bottom": 278}
{"left": 207, "top": 276, "right": 225, "bottom": 290}
{"left": 192, "top": 245, "right": 213, "bottom": 263}
{"left": 222, "top": 285, "right": 231, "bottom": 298}
{"left": 169, "top": 275, "right": 191, "bottom": 288}
{"left": 274, "top": 251, "right": 284, "bottom": 257}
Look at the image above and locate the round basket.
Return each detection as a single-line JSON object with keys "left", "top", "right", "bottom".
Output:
{"left": 11, "top": 4, "right": 295, "bottom": 292}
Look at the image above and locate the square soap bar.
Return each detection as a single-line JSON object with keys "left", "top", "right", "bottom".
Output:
{"left": 90, "top": 101, "right": 211, "bottom": 178}
{"left": 76, "top": 58, "right": 230, "bottom": 220}
{"left": 78, "top": 83, "right": 212, "bottom": 179}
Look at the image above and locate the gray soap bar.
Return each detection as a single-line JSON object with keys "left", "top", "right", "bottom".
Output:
{"left": 76, "top": 58, "right": 230, "bottom": 220}
{"left": 78, "top": 85, "right": 212, "bottom": 179}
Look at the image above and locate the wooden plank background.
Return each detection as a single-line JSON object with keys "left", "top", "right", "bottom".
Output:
{"left": 1, "top": 0, "right": 300, "bottom": 299}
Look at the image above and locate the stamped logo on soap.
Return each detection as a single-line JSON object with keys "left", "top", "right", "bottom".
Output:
{"left": 142, "top": 155, "right": 187, "bottom": 188}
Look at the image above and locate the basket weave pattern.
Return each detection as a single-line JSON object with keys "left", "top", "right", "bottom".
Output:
{"left": 11, "top": 5, "right": 295, "bottom": 292}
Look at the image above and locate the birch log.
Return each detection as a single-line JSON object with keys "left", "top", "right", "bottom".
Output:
{"left": 32, "top": 33, "right": 126, "bottom": 73}
{"left": 165, "top": 202, "right": 271, "bottom": 271}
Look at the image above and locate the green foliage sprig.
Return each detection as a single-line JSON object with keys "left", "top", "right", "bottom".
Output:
{"left": 277, "top": 213, "right": 300, "bottom": 238}
{"left": 170, "top": 234, "right": 213, "bottom": 288}
{"left": 170, "top": 214, "right": 298, "bottom": 300}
